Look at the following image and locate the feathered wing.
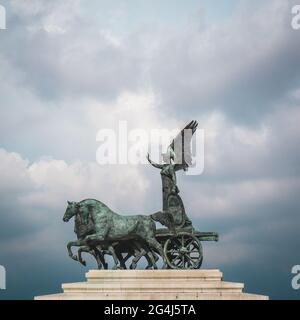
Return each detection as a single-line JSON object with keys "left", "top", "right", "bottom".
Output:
{"left": 169, "top": 120, "right": 198, "bottom": 168}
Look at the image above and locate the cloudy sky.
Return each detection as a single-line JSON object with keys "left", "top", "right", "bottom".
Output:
{"left": 0, "top": 0, "right": 300, "bottom": 300}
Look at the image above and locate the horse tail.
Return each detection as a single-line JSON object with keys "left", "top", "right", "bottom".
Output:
{"left": 150, "top": 211, "right": 175, "bottom": 231}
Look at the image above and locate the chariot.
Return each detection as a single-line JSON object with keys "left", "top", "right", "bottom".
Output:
{"left": 64, "top": 121, "right": 219, "bottom": 270}
{"left": 155, "top": 228, "right": 218, "bottom": 269}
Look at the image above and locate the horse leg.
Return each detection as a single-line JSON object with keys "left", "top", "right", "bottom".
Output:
{"left": 94, "top": 246, "right": 108, "bottom": 269}
{"left": 67, "top": 239, "right": 85, "bottom": 261}
{"left": 140, "top": 243, "right": 158, "bottom": 269}
{"left": 147, "top": 247, "right": 160, "bottom": 264}
{"left": 78, "top": 246, "right": 104, "bottom": 269}
{"left": 116, "top": 251, "right": 127, "bottom": 269}
{"left": 145, "top": 238, "right": 166, "bottom": 269}
{"left": 78, "top": 246, "right": 88, "bottom": 266}
{"left": 129, "top": 242, "right": 149, "bottom": 269}
{"left": 128, "top": 246, "right": 141, "bottom": 270}
{"left": 108, "top": 245, "right": 121, "bottom": 269}
{"left": 136, "top": 242, "right": 158, "bottom": 269}
{"left": 132, "top": 249, "right": 148, "bottom": 269}
{"left": 122, "top": 253, "right": 132, "bottom": 264}
{"left": 78, "top": 246, "right": 107, "bottom": 270}
{"left": 91, "top": 247, "right": 104, "bottom": 270}
{"left": 145, "top": 249, "right": 158, "bottom": 269}
{"left": 118, "top": 243, "right": 138, "bottom": 269}
{"left": 85, "top": 222, "right": 111, "bottom": 244}
{"left": 127, "top": 240, "right": 157, "bottom": 270}
{"left": 152, "top": 250, "right": 160, "bottom": 264}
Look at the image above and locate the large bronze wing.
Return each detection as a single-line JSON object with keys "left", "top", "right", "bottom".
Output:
{"left": 169, "top": 120, "right": 198, "bottom": 169}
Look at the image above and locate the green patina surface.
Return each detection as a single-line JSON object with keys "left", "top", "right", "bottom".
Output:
{"left": 63, "top": 121, "right": 218, "bottom": 270}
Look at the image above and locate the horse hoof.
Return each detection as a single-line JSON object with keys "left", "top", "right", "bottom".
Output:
{"left": 114, "top": 265, "right": 123, "bottom": 270}
{"left": 72, "top": 255, "right": 78, "bottom": 261}
{"left": 81, "top": 260, "right": 86, "bottom": 266}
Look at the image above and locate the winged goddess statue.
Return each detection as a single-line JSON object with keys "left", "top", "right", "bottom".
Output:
{"left": 147, "top": 121, "right": 198, "bottom": 230}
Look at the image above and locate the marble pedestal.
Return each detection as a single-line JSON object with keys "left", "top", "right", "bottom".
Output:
{"left": 35, "top": 269, "right": 268, "bottom": 300}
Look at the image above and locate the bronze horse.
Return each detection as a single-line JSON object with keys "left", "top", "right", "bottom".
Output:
{"left": 63, "top": 199, "right": 165, "bottom": 269}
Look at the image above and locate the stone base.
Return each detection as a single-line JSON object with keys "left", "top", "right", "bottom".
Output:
{"left": 35, "top": 269, "right": 268, "bottom": 300}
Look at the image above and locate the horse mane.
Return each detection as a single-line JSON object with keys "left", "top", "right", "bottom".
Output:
{"left": 78, "top": 198, "right": 100, "bottom": 203}
{"left": 78, "top": 198, "right": 111, "bottom": 211}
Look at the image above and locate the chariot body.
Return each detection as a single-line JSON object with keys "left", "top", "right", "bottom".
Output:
{"left": 152, "top": 161, "right": 218, "bottom": 270}
{"left": 147, "top": 120, "right": 218, "bottom": 269}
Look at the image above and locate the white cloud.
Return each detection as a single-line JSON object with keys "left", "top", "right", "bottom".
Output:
{"left": 0, "top": 148, "right": 151, "bottom": 232}
{"left": 150, "top": 0, "right": 300, "bottom": 122}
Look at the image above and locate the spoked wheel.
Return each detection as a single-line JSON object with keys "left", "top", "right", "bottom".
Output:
{"left": 164, "top": 232, "right": 203, "bottom": 269}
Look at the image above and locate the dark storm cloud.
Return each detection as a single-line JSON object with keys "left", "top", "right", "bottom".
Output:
{"left": 194, "top": 190, "right": 300, "bottom": 300}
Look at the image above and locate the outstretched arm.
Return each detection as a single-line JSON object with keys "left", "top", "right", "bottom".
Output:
{"left": 147, "top": 153, "right": 163, "bottom": 170}
{"left": 174, "top": 163, "right": 187, "bottom": 172}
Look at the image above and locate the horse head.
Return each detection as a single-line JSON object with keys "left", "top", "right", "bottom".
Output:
{"left": 63, "top": 201, "right": 79, "bottom": 222}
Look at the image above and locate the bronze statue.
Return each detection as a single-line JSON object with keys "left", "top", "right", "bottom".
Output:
{"left": 63, "top": 121, "right": 218, "bottom": 269}
{"left": 147, "top": 120, "right": 199, "bottom": 229}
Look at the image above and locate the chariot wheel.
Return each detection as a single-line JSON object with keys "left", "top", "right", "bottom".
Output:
{"left": 163, "top": 232, "right": 203, "bottom": 269}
